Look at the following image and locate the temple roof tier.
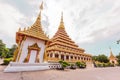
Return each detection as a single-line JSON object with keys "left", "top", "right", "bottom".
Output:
{"left": 48, "top": 41, "right": 84, "bottom": 50}
{"left": 16, "top": 11, "right": 49, "bottom": 41}
{"left": 46, "top": 12, "right": 86, "bottom": 55}
{"left": 46, "top": 47, "right": 91, "bottom": 56}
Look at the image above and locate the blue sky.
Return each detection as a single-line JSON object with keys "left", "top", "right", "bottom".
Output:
{"left": 0, "top": 0, "right": 120, "bottom": 56}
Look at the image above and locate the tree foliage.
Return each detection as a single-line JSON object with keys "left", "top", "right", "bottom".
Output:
{"left": 92, "top": 54, "right": 109, "bottom": 63}
{"left": 0, "top": 40, "right": 9, "bottom": 58}
{"left": 7, "top": 44, "right": 17, "bottom": 57}
{"left": 0, "top": 39, "right": 17, "bottom": 58}
{"left": 116, "top": 53, "right": 120, "bottom": 65}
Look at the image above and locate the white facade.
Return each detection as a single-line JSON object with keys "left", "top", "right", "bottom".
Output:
{"left": 17, "top": 36, "right": 46, "bottom": 63}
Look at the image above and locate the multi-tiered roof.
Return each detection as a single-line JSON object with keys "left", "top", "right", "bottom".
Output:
{"left": 47, "top": 13, "right": 90, "bottom": 56}
{"left": 16, "top": 11, "right": 49, "bottom": 43}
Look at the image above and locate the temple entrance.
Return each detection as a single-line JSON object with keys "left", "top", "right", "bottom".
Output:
{"left": 24, "top": 43, "right": 40, "bottom": 63}
{"left": 112, "top": 61, "right": 115, "bottom": 64}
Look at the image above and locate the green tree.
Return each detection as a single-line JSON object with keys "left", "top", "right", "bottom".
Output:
{"left": 116, "top": 53, "right": 120, "bottom": 65}
{"left": 92, "top": 54, "right": 109, "bottom": 63}
{"left": 8, "top": 44, "right": 17, "bottom": 57}
{"left": 0, "top": 40, "right": 9, "bottom": 58}
{"left": 92, "top": 56, "right": 98, "bottom": 61}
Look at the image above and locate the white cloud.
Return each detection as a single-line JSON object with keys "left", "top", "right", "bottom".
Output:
{"left": 0, "top": 0, "right": 120, "bottom": 55}
{"left": 0, "top": 2, "right": 26, "bottom": 47}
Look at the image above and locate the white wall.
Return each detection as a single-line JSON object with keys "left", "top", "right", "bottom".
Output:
{"left": 18, "top": 37, "right": 46, "bottom": 63}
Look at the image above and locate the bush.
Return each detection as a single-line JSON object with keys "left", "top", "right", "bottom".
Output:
{"left": 95, "top": 62, "right": 114, "bottom": 67}
{"left": 70, "top": 64, "right": 76, "bottom": 70}
{"left": 58, "top": 61, "right": 70, "bottom": 70}
{"left": 2, "top": 58, "right": 13, "bottom": 65}
{"left": 75, "top": 62, "right": 86, "bottom": 69}
{"left": 117, "top": 63, "right": 120, "bottom": 66}
{"left": 92, "top": 54, "right": 109, "bottom": 63}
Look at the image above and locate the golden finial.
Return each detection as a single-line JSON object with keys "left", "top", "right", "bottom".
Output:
{"left": 40, "top": 1, "right": 43, "bottom": 11}
{"left": 109, "top": 47, "right": 113, "bottom": 55}
{"left": 59, "top": 12, "right": 64, "bottom": 29}
{"left": 61, "top": 12, "right": 63, "bottom": 23}
{"left": 37, "top": 1, "right": 44, "bottom": 23}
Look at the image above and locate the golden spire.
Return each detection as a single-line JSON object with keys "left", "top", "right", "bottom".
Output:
{"left": 40, "top": 1, "right": 43, "bottom": 10}
{"left": 59, "top": 12, "right": 65, "bottom": 29}
{"left": 109, "top": 47, "right": 115, "bottom": 59}
{"left": 34, "top": 1, "right": 43, "bottom": 24}
{"left": 61, "top": 12, "right": 63, "bottom": 23}
{"left": 17, "top": 2, "right": 49, "bottom": 41}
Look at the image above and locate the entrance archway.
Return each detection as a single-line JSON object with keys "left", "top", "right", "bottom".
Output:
{"left": 24, "top": 43, "right": 40, "bottom": 63}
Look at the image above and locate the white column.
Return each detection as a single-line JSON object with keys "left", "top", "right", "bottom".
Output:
{"left": 73, "top": 54, "right": 75, "bottom": 60}
{"left": 59, "top": 53, "right": 61, "bottom": 59}
{"left": 69, "top": 55, "right": 71, "bottom": 61}
{"left": 64, "top": 54, "right": 66, "bottom": 61}
{"left": 76, "top": 56, "right": 78, "bottom": 60}
{"left": 53, "top": 53, "right": 55, "bottom": 58}
{"left": 49, "top": 53, "right": 50, "bottom": 58}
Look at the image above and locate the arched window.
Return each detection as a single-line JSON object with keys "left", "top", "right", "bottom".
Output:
{"left": 55, "top": 54, "right": 59, "bottom": 58}
{"left": 84, "top": 57, "right": 86, "bottom": 60}
{"left": 81, "top": 57, "right": 83, "bottom": 60}
{"left": 47, "top": 53, "right": 49, "bottom": 57}
{"left": 66, "top": 55, "right": 69, "bottom": 60}
{"left": 78, "top": 57, "right": 80, "bottom": 60}
{"left": 50, "top": 53, "right": 53, "bottom": 57}
{"left": 75, "top": 56, "right": 77, "bottom": 59}
{"left": 71, "top": 56, "right": 73, "bottom": 59}
{"left": 61, "top": 55, "right": 64, "bottom": 60}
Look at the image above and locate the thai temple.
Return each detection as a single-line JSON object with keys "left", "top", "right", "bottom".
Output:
{"left": 46, "top": 13, "right": 92, "bottom": 63}
{"left": 4, "top": 2, "right": 92, "bottom": 72}
{"left": 109, "top": 48, "right": 118, "bottom": 65}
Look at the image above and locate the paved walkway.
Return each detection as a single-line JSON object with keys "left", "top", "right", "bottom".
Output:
{"left": 0, "top": 66, "right": 120, "bottom": 80}
{"left": 0, "top": 59, "right": 3, "bottom": 64}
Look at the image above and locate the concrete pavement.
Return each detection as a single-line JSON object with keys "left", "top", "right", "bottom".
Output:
{"left": 0, "top": 66, "right": 120, "bottom": 80}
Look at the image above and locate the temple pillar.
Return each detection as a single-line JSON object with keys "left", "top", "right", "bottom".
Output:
{"left": 49, "top": 53, "right": 50, "bottom": 58}
{"left": 59, "top": 53, "right": 61, "bottom": 59}
{"left": 53, "top": 52, "right": 55, "bottom": 58}
{"left": 69, "top": 55, "right": 71, "bottom": 61}
{"left": 64, "top": 53, "right": 66, "bottom": 61}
